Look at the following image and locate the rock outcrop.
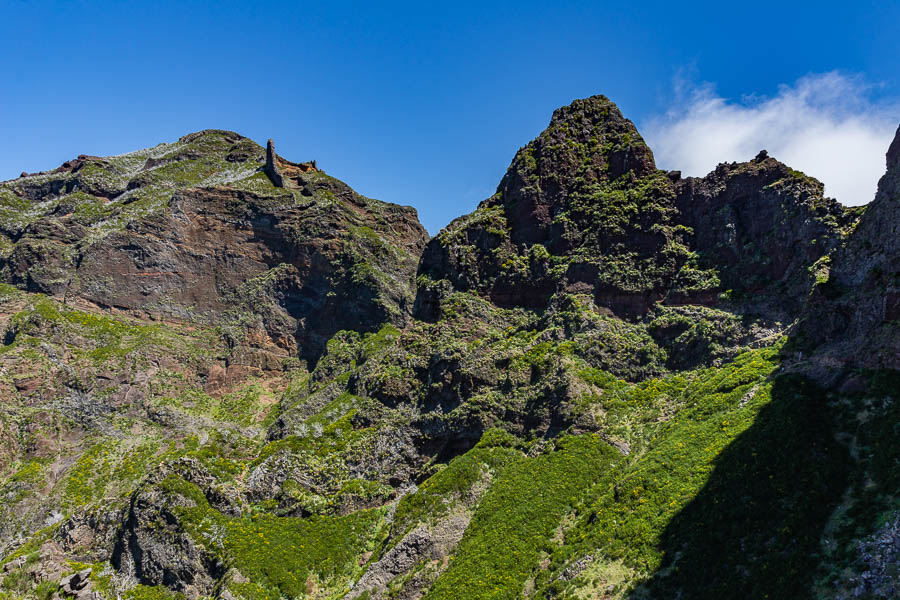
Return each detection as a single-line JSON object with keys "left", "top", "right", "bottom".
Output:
{"left": 417, "top": 95, "right": 853, "bottom": 334}
{"left": 672, "top": 150, "right": 857, "bottom": 320}
{"left": 0, "top": 130, "right": 427, "bottom": 364}
{"left": 795, "top": 124, "right": 900, "bottom": 374}
{"left": 264, "top": 139, "right": 284, "bottom": 187}
{"left": 417, "top": 95, "right": 677, "bottom": 318}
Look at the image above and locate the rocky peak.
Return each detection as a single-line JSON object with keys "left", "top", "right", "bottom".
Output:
{"left": 2, "top": 98, "right": 900, "bottom": 600}
{"left": 673, "top": 152, "right": 853, "bottom": 321}
{"left": 830, "top": 122, "right": 900, "bottom": 274}
{"left": 0, "top": 130, "right": 428, "bottom": 365}
{"left": 176, "top": 129, "right": 248, "bottom": 144}
{"left": 495, "top": 95, "right": 656, "bottom": 246}
{"left": 794, "top": 122, "right": 900, "bottom": 374}
{"left": 416, "top": 96, "right": 679, "bottom": 319}
{"left": 543, "top": 95, "right": 656, "bottom": 176}
{"left": 418, "top": 95, "right": 852, "bottom": 333}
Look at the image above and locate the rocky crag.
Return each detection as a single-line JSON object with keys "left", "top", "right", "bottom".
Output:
{"left": 795, "top": 125, "right": 900, "bottom": 376}
{"left": 0, "top": 97, "right": 897, "bottom": 600}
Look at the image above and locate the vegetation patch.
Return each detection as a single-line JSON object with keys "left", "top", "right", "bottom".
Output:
{"left": 423, "top": 434, "right": 620, "bottom": 599}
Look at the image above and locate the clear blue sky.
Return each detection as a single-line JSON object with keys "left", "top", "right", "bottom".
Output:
{"left": 1, "top": 1, "right": 898, "bottom": 233}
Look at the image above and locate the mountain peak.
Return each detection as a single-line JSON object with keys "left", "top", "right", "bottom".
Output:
{"left": 488, "top": 95, "right": 656, "bottom": 249}
{"left": 419, "top": 94, "right": 853, "bottom": 330}
{"left": 519, "top": 94, "right": 656, "bottom": 183}
{"left": 0, "top": 130, "right": 428, "bottom": 364}
{"left": 548, "top": 94, "right": 615, "bottom": 121}
{"left": 2, "top": 97, "right": 900, "bottom": 600}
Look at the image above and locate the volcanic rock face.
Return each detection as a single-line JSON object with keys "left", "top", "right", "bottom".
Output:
{"left": 0, "top": 130, "right": 427, "bottom": 364}
{"left": 672, "top": 150, "right": 858, "bottom": 319}
{"left": 417, "top": 96, "right": 678, "bottom": 317}
{"left": 0, "top": 98, "right": 898, "bottom": 600}
{"left": 496, "top": 95, "right": 657, "bottom": 247}
{"left": 795, "top": 125, "right": 900, "bottom": 373}
{"left": 417, "top": 95, "right": 853, "bottom": 327}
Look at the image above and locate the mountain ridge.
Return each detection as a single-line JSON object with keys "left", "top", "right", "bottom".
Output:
{"left": 0, "top": 96, "right": 897, "bottom": 600}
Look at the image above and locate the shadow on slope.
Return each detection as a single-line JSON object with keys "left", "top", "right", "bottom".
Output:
{"left": 635, "top": 375, "right": 851, "bottom": 599}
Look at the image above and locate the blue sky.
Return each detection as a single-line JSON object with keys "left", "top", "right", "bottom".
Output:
{"left": 1, "top": 1, "right": 898, "bottom": 233}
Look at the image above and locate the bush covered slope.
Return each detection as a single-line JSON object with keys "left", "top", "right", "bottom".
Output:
{"left": 0, "top": 97, "right": 898, "bottom": 600}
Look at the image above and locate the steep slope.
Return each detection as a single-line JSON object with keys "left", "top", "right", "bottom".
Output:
{"left": 794, "top": 125, "right": 900, "bottom": 375}
{"left": 672, "top": 151, "right": 859, "bottom": 319}
{"left": 0, "top": 130, "right": 427, "bottom": 364}
{"left": 418, "top": 95, "right": 855, "bottom": 370}
{"left": 0, "top": 98, "right": 898, "bottom": 600}
{"left": 0, "top": 132, "right": 428, "bottom": 599}
{"left": 416, "top": 96, "right": 682, "bottom": 318}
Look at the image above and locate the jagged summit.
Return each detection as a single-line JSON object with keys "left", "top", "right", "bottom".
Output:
{"left": 417, "top": 95, "right": 855, "bottom": 332}
{"left": 492, "top": 95, "right": 656, "bottom": 247}
{"left": 795, "top": 123, "right": 900, "bottom": 374}
{"left": 543, "top": 94, "right": 657, "bottom": 175}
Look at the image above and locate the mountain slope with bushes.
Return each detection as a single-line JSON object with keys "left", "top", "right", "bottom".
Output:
{"left": 0, "top": 96, "right": 897, "bottom": 600}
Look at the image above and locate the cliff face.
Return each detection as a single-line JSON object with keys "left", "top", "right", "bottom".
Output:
{"left": 795, "top": 125, "right": 900, "bottom": 374}
{"left": 417, "top": 96, "right": 680, "bottom": 318}
{"left": 0, "top": 130, "right": 427, "bottom": 364}
{"left": 417, "top": 96, "right": 855, "bottom": 369}
{"left": 0, "top": 100, "right": 898, "bottom": 600}
{"left": 672, "top": 152, "right": 859, "bottom": 318}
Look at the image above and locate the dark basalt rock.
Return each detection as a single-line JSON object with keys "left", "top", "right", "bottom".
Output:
{"left": 497, "top": 95, "right": 656, "bottom": 246}
{"left": 672, "top": 150, "right": 855, "bottom": 320}
{"left": 417, "top": 95, "right": 854, "bottom": 330}
{"left": 111, "top": 460, "right": 229, "bottom": 599}
{"left": 794, "top": 124, "right": 900, "bottom": 374}
{"left": 416, "top": 95, "right": 682, "bottom": 318}
{"left": 1, "top": 98, "right": 898, "bottom": 600}
{"left": 264, "top": 139, "right": 284, "bottom": 187}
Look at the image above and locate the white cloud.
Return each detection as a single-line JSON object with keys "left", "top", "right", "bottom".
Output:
{"left": 642, "top": 72, "right": 900, "bottom": 205}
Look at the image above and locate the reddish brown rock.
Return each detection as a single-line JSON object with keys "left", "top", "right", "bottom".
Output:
{"left": 417, "top": 95, "right": 852, "bottom": 328}
{"left": 0, "top": 131, "right": 428, "bottom": 366}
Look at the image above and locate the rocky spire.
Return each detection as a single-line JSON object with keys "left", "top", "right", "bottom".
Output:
{"left": 887, "top": 124, "right": 900, "bottom": 172}
{"left": 496, "top": 95, "right": 656, "bottom": 245}
{"left": 265, "top": 139, "right": 284, "bottom": 187}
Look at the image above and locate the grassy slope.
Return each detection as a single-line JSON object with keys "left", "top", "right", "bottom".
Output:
{"left": 2, "top": 306, "right": 899, "bottom": 600}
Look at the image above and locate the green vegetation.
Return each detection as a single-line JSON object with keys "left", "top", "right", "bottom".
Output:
{"left": 5, "top": 296, "right": 182, "bottom": 365}
{"left": 225, "top": 510, "right": 383, "bottom": 597}
{"left": 122, "top": 585, "right": 185, "bottom": 600}
{"left": 391, "top": 438, "right": 521, "bottom": 537}
{"left": 160, "top": 474, "right": 384, "bottom": 599}
{"left": 156, "top": 381, "right": 273, "bottom": 427}
{"left": 0, "top": 98, "right": 895, "bottom": 600}
{"left": 64, "top": 441, "right": 117, "bottom": 508}
{"left": 520, "top": 344, "right": 853, "bottom": 599}
{"left": 424, "top": 435, "right": 620, "bottom": 600}
{"left": 816, "top": 369, "right": 900, "bottom": 594}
